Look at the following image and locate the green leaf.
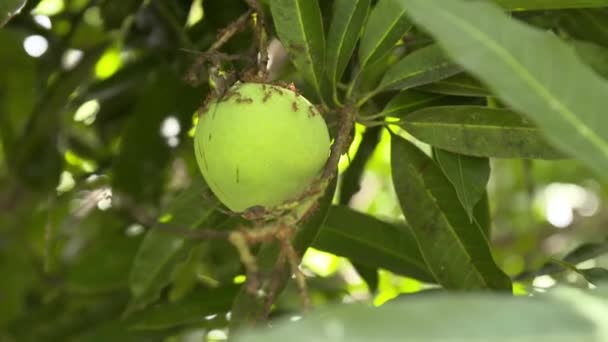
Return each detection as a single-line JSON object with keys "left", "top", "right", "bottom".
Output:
{"left": 418, "top": 74, "right": 490, "bottom": 97}
{"left": 0, "top": 0, "right": 26, "bottom": 27}
{"left": 571, "top": 40, "right": 608, "bottom": 79}
{"left": 235, "top": 287, "right": 607, "bottom": 342}
{"left": 376, "top": 44, "right": 461, "bottom": 92}
{"left": 579, "top": 268, "right": 608, "bottom": 285}
{"left": 339, "top": 126, "right": 380, "bottom": 204}
{"left": 517, "top": 238, "right": 608, "bottom": 280}
{"left": 381, "top": 91, "right": 456, "bottom": 119}
{"left": 326, "top": 0, "right": 370, "bottom": 98}
{"left": 128, "top": 177, "right": 219, "bottom": 311}
{"left": 129, "top": 285, "right": 239, "bottom": 330}
{"left": 313, "top": 205, "right": 434, "bottom": 283}
{"left": 66, "top": 232, "right": 141, "bottom": 294}
{"left": 490, "top": 0, "right": 608, "bottom": 10}
{"left": 270, "top": 0, "right": 327, "bottom": 100}
{"left": 401, "top": 106, "right": 564, "bottom": 159}
{"left": 391, "top": 135, "right": 511, "bottom": 290}
{"left": 395, "top": 0, "right": 608, "bottom": 181}
{"left": 351, "top": 263, "right": 379, "bottom": 293}
{"left": 559, "top": 9, "right": 608, "bottom": 48}
{"left": 358, "top": 0, "right": 412, "bottom": 70}
{"left": 434, "top": 149, "right": 490, "bottom": 221}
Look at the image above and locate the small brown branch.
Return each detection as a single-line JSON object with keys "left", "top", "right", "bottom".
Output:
{"left": 210, "top": 9, "right": 254, "bottom": 52}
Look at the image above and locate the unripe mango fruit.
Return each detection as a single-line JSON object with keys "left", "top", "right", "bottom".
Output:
{"left": 194, "top": 82, "right": 331, "bottom": 213}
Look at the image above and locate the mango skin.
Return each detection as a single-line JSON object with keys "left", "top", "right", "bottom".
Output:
{"left": 194, "top": 82, "right": 330, "bottom": 212}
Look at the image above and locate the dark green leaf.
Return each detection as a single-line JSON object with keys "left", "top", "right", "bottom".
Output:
{"left": 418, "top": 74, "right": 490, "bottom": 97}
{"left": 517, "top": 238, "right": 608, "bottom": 280}
{"left": 377, "top": 44, "right": 461, "bottom": 92}
{"left": 352, "top": 263, "right": 379, "bottom": 293}
{"left": 571, "top": 40, "right": 608, "bottom": 79}
{"left": 235, "top": 287, "right": 605, "bottom": 342}
{"left": 579, "top": 268, "right": 608, "bottom": 285}
{"left": 391, "top": 135, "right": 511, "bottom": 290}
{"left": 490, "top": 0, "right": 608, "bottom": 10}
{"left": 358, "top": 0, "right": 411, "bottom": 70}
{"left": 129, "top": 285, "right": 239, "bottom": 330}
{"left": 270, "top": 0, "right": 327, "bottom": 100}
{"left": 396, "top": 0, "right": 608, "bottom": 180}
{"left": 0, "top": 0, "right": 26, "bottom": 27}
{"left": 128, "top": 177, "right": 219, "bottom": 311}
{"left": 112, "top": 68, "right": 200, "bottom": 202}
{"left": 434, "top": 149, "right": 490, "bottom": 221}
{"left": 381, "top": 91, "right": 454, "bottom": 119}
{"left": 326, "top": 0, "right": 370, "bottom": 98}
{"left": 15, "top": 44, "right": 106, "bottom": 191}
{"left": 401, "top": 106, "right": 564, "bottom": 159}
{"left": 66, "top": 233, "right": 141, "bottom": 294}
{"left": 560, "top": 9, "right": 608, "bottom": 48}
{"left": 313, "top": 205, "right": 434, "bottom": 283}
{"left": 339, "top": 126, "right": 380, "bottom": 204}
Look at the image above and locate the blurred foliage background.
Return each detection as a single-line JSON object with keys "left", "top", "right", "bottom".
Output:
{"left": 1, "top": 0, "right": 608, "bottom": 341}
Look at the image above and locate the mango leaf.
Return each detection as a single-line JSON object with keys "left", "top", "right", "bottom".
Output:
{"left": 313, "top": 205, "right": 434, "bottom": 283}
{"left": 391, "top": 135, "right": 511, "bottom": 290}
{"left": 326, "top": 0, "right": 370, "bottom": 100}
{"left": 517, "top": 238, "right": 608, "bottom": 280}
{"left": 235, "top": 286, "right": 608, "bottom": 342}
{"left": 400, "top": 106, "right": 564, "bottom": 159}
{"left": 395, "top": 0, "right": 608, "bottom": 180}
{"left": 270, "top": 0, "right": 327, "bottom": 100}
{"left": 352, "top": 263, "right": 379, "bottom": 293}
{"left": 571, "top": 40, "right": 608, "bottom": 79}
{"left": 376, "top": 44, "right": 461, "bottom": 92}
{"left": 66, "top": 232, "right": 142, "bottom": 294}
{"left": 0, "top": 0, "right": 26, "bottom": 27}
{"left": 358, "top": 0, "right": 411, "bottom": 70}
{"left": 434, "top": 149, "right": 490, "bottom": 221}
{"left": 380, "top": 91, "right": 456, "bottom": 119}
{"left": 128, "top": 176, "right": 219, "bottom": 312}
{"left": 418, "top": 74, "right": 491, "bottom": 97}
{"left": 339, "top": 126, "right": 380, "bottom": 204}
{"left": 129, "top": 285, "right": 239, "bottom": 330}
{"left": 491, "top": 0, "right": 608, "bottom": 10}
{"left": 560, "top": 9, "right": 608, "bottom": 48}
